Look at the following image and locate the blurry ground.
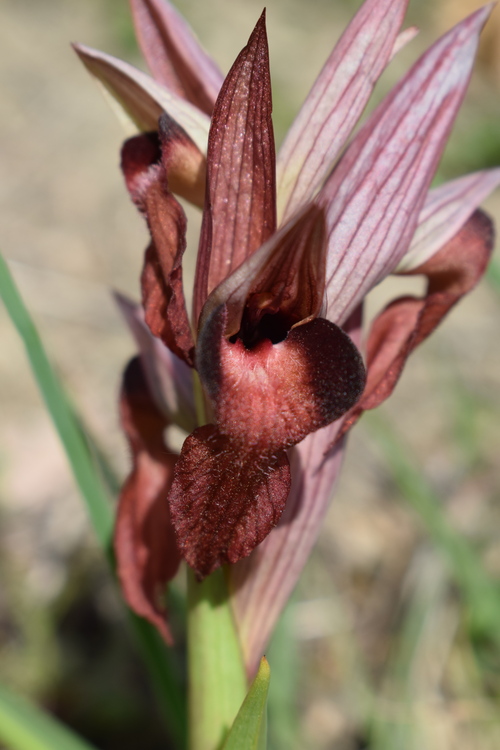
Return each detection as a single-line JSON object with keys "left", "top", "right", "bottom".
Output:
{"left": 1, "top": 0, "right": 500, "bottom": 748}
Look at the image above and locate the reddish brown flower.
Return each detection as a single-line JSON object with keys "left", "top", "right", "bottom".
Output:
{"left": 77, "top": 0, "right": 499, "bottom": 673}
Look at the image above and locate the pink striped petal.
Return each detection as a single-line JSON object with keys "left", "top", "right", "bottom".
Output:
{"left": 398, "top": 168, "right": 500, "bottom": 271}
{"left": 229, "top": 308, "right": 363, "bottom": 678}
{"left": 130, "top": 0, "right": 223, "bottom": 114}
{"left": 73, "top": 43, "right": 210, "bottom": 152}
{"left": 319, "top": 5, "right": 492, "bottom": 327}
{"left": 336, "top": 210, "right": 494, "bottom": 441}
{"left": 114, "top": 293, "right": 196, "bottom": 433}
{"left": 276, "top": 0, "right": 409, "bottom": 222}
{"left": 230, "top": 424, "right": 345, "bottom": 677}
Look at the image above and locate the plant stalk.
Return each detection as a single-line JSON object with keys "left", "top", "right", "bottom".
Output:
{"left": 187, "top": 567, "right": 247, "bottom": 750}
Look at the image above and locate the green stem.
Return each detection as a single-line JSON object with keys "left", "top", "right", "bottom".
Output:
{"left": 187, "top": 568, "right": 247, "bottom": 750}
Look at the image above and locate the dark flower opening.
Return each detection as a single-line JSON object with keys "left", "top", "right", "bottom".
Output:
{"left": 232, "top": 304, "right": 294, "bottom": 349}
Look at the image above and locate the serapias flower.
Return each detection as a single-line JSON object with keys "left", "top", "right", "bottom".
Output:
{"left": 76, "top": 0, "right": 500, "bottom": 673}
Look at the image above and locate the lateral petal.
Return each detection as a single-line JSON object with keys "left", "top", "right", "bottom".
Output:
{"left": 140, "top": 176, "right": 195, "bottom": 365}
{"left": 277, "top": 0, "right": 409, "bottom": 221}
{"left": 339, "top": 209, "right": 494, "bottom": 438}
{"left": 115, "top": 357, "right": 181, "bottom": 644}
{"left": 198, "top": 204, "right": 327, "bottom": 339}
{"left": 398, "top": 168, "right": 500, "bottom": 271}
{"left": 115, "top": 293, "right": 197, "bottom": 433}
{"left": 73, "top": 43, "right": 210, "bottom": 152}
{"left": 193, "top": 11, "right": 276, "bottom": 323}
{"left": 130, "top": 0, "right": 223, "bottom": 114}
{"left": 319, "top": 6, "right": 492, "bottom": 326}
{"left": 121, "top": 133, "right": 196, "bottom": 365}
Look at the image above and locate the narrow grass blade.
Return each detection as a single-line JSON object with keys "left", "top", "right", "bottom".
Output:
{"left": 266, "top": 608, "right": 299, "bottom": 750}
{"left": 0, "top": 682, "right": 98, "bottom": 750}
{"left": 0, "top": 254, "right": 187, "bottom": 747}
{"left": 366, "top": 412, "right": 500, "bottom": 640}
{"left": 0, "top": 253, "right": 113, "bottom": 551}
{"left": 369, "top": 560, "right": 445, "bottom": 750}
{"left": 222, "top": 657, "right": 270, "bottom": 750}
{"left": 129, "top": 613, "right": 187, "bottom": 749}
{"left": 486, "top": 254, "right": 500, "bottom": 293}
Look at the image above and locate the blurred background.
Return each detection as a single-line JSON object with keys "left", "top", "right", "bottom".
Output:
{"left": 1, "top": 0, "right": 500, "bottom": 748}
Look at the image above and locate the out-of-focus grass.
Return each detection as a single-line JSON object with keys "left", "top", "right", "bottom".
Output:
{"left": 0, "top": 681, "right": 99, "bottom": 750}
{"left": 266, "top": 606, "right": 300, "bottom": 750}
{"left": 0, "top": 253, "right": 187, "bottom": 750}
{"left": 366, "top": 412, "right": 500, "bottom": 643}
{"left": 486, "top": 255, "right": 500, "bottom": 293}
{"left": 0, "top": 253, "right": 114, "bottom": 553}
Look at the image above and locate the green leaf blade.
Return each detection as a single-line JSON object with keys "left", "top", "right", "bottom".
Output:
{"left": 0, "top": 253, "right": 113, "bottom": 551}
{"left": 222, "top": 657, "right": 270, "bottom": 750}
{"left": 0, "top": 682, "right": 99, "bottom": 750}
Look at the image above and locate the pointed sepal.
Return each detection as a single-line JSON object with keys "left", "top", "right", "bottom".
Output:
{"left": 130, "top": 0, "right": 223, "bottom": 114}
{"left": 73, "top": 43, "right": 209, "bottom": 151}
{"left": 399, "top": 168, "right": 500, "bottom": 271}
{"left": 319, "top": 5, "right": 492, "bottom": 325}
{"left": 193, "top": 11, "right": 276, "bottom": 321}
{"left": 277, "top": 0, "right": 409, "bottom": 220}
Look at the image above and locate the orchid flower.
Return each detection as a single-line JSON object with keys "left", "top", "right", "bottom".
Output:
{"left": 75, "top": 0, "right": 499, "bottom": 677}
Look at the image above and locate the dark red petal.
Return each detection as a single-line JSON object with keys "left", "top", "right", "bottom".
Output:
{"left": 251, "top": 204, "right": 326, "bottom": 326}
{"left": 115, "top": 357, "right": 181, "bottom": 644}
{"left": 338, "top": 209, "right": 494, "bottom": 438}
{"left": 168, "top": 425, "right": 291, "bottom": 578}
{"left": 198, "top": 308, "right": 366, "bottom": 451}
{"left": 193, "top": 11, "right": 276, "bottom": 323}
{"left": 198, "top": 203, "right": 327, "bottom": 340}
{"left": 140, "top": 176, "right": 195, "bottom": 365}
{"left": 121, "top": 132, "right": 161, "bottom": 205}
{"left": 121, "top": 127, "right": 196, "bottom": 365}
{"left": 130, "top": 0, "right": 223, "bottom": 114}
